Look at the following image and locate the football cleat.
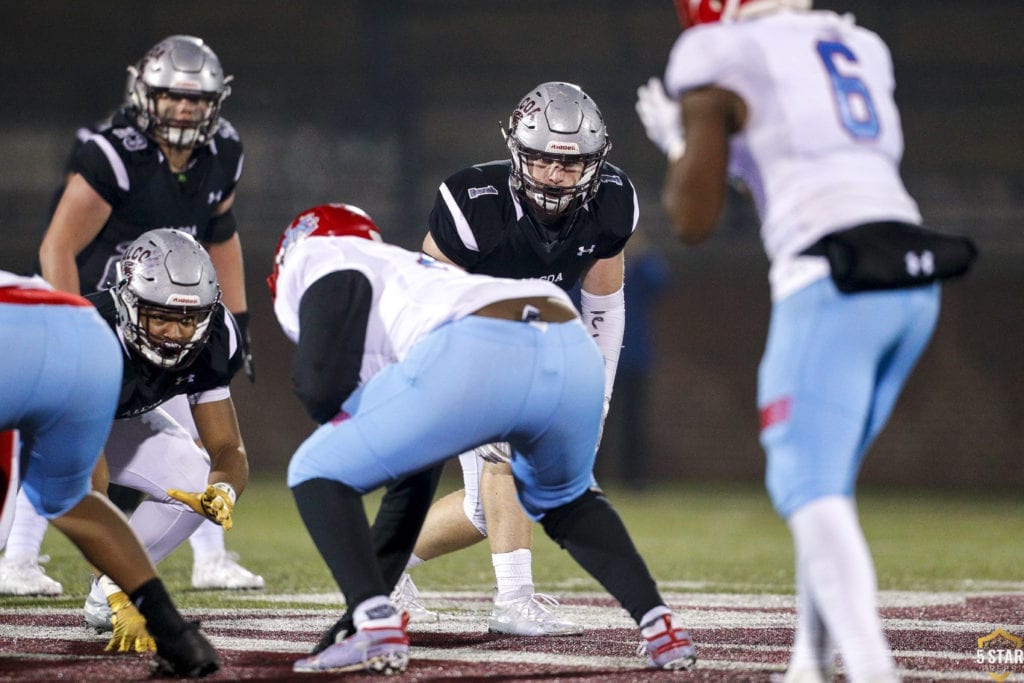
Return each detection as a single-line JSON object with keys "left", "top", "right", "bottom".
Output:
{"left": 293, "top": 610, "right": 409, "bottom": 674}
{"left": 150, "top": 622, "right": 220, "bottom": 678}
{"left": 84, "top": 580, "right": 113, "bottom": 633}
{"left": 488, "top": 589, "right": 583, "bottom": 637}
{"left": 0, "top": 555, "right": 63, "bottom": 596}
{"left": 311, "top": 614, "right": 353, "bottom": 655}
{"left": 191, "top": 551, "right": 265, "bottom": 590}
{"left": 638, "top": 613, "right": 697, "bottom": 670}
{"left": 389, "top": 573, "right": 438, "bottom": 623}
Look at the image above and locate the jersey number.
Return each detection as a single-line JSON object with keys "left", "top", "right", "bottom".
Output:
{"left": 816, "top": 40, "right": 880, "bottom": 140}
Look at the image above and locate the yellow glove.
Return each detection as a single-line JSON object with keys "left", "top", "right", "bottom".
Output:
{"left": 105, "top": 590, "right": 155, "bottom": 653}
{"left": 167, "top": 483, "right": 235, "bottom": 530}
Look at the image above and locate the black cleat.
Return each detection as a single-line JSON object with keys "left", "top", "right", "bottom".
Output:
{"left": 311, "top": 614, "right": 354, "bottom": 655}
{"left": 150, "top": 622, "right": 220, "bottom": 678}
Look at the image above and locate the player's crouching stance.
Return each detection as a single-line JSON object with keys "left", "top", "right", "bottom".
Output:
{"left": 268, "top": 204, "right": 698, "bottom": 674}
{"left": 0, "top": 272, "right": 218, "bottom": 678}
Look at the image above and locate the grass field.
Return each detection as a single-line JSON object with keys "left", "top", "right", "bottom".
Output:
{"left": 6, "top": 472, "right": 1022, "bottom": 611}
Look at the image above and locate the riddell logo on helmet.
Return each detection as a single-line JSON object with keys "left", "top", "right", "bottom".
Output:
{"left": 546, "top": 142, "right": 580, "bottom": 153}
{"left": 166, "top": 294, "right": 201, "bottom": 306}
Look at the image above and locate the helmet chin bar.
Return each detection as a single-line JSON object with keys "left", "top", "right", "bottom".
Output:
{"left": 507, "top": 141, "right": 607, "bottom": 225}
{"left": 144, "top": 93, "right": 221, "bottom": 150}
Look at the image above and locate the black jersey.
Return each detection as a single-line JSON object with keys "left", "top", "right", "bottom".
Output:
{"left": 88, "top": 290, "right": 243, "bottom": 419}
{"left": 67, "top": 111, "right": 244, "bottom": 294}
{"left": 427, "top": 160, "right": 637, "bottom": 291}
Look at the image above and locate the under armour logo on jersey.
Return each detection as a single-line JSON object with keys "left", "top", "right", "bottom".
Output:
{"left": 113, "top": 127, "right": 147, "bottom": 152}
{"left": 904, "top": 250, "right": 935, "bottom": 277}
{"left": 174, "top": 374, "right": 197, "bottom": 386}
{"left": 577, "top": 244, "right": 596, "bottom": 256}
{"left": 208, "top": 190, "right": 223, "bottom": 205}
{"left": 468, "top": 185, "right": 499, "bottom": 199}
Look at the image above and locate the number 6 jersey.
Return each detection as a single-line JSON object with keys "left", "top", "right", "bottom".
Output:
{"left": 663, "top": 9, "right": 921, "bottom": 289}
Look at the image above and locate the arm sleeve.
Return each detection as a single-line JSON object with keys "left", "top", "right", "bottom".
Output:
{"left": 580, "top": 285, "right": 625, "bottom": 404}
{"left": 292, "top": 270, "right": 373, "bottom": 424}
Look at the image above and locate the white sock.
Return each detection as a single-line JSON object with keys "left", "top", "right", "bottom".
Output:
{"left": 492, "top": 548, "right": 533, "bottom": 600}
{"left": 188, "top": 519, "right": 226, "bottom": 561}
{"left": 788, "top": 496, "right": 896, "bottom": 682}
{"left": 789, "top": 559, "right": 835, "bottom": 673}
{"left": 405, "top": 553, "right": 425, "bottom": 570}
{"left": 353, "top": 595, "right": 397, "bottom": 628}
{"left": 3, "top": 489, "right": 47, "bottom": 562}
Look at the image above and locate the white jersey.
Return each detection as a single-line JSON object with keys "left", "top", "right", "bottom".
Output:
{"left": 0, "top": 271, "right": 52, "bottom": 290}
{"left": 664, "top": 10, "right": 921, "bottom": 299}
{"left": 273, "top": 236, "right": 577, "bottom": 383}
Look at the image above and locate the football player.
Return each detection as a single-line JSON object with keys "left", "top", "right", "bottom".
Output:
{"left": 0, "top": 270, "right": 219, "bottom": 678}
{"left": 270, "top": 203, "right": 696, "bottom": 674}
{"left": 637, "top": 1, "right": 971, "bottom": 681}
{"left": 356, "top": 81, "right": 636, "bottom": 640}
{"left": 48, "top": 229, "right": 248, "bottom": 651}
{"left": 0, "top": 35, "right": 261, "bottom": 598}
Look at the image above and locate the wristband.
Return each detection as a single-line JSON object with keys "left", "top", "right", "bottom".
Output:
{"left": 668, "top": 138, "right": 686, "bottom": 162}
{"left": 211, "top": 482, "right": 237, "bottom": 505}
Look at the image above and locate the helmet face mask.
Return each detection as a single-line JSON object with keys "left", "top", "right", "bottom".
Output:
{"left": 114, "top": 229, "right": 221, "bottom": 369}
{"left": 503, "top": 82, "right": 610, "bottom": 225}
{"left": 125, "top": 35, "right": 232, "bottom": 149}
{"left": 267, "top": 203, "right": 382, "bottom": 299}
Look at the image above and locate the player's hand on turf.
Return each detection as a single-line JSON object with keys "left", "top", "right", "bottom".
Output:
{"left": 475, "top": 442, "right": 511, "bottom": 464}
{"left": 106, "top": 590, "right": 156, "bottom": 653}
{"left": 636, "top": 76, "right": 685, "bottom": 159}
{"left": 167, "top": 483, "right": 235, "bottom": 530}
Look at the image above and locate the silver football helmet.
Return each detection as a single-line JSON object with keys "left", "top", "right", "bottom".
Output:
{"left": 503, "top": 82, "right": 611, "bottom": 224}
{"left": 114, "top": 229, "right": 222, "bottom": 369}
{"left": 125, "top": 35, "right": 232, "bottom": 148}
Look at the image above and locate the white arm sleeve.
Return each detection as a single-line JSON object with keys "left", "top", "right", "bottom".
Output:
{"left": 580, "top": 285, "right": 625, "bottom": 405}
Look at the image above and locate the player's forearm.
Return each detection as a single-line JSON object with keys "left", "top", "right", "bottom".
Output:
{"left": 206, "top": 446, "right": 249, "bottom": 497}
{"left": 38, "top": 246, "right": 82, "bottom": 294}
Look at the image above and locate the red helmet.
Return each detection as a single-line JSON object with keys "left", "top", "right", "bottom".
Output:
{"left": 267, "top": 203, "right": 381, "bottom": 298}
{"left": 674, "top": 0, "right": 811, "bottom": 29}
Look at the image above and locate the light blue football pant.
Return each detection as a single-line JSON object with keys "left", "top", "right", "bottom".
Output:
{"left": 759, "top": 278, "right": 941, "bottom": 519}
{"left": 0, "top": 303, "right": 122, "bottom": 519}
{"left": 287, "top": 315, "right": 605, "bottom": 520}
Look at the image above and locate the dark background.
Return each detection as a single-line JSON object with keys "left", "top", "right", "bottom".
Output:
{"left": 2, "top": 1, "right": 1021, "bottom": 489}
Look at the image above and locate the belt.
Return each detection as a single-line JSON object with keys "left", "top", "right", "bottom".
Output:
{"left": 471, "top": 296, "right": 577, "bottom": 323}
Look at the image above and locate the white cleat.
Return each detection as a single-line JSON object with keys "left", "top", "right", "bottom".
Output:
{"left": 83, "top": 581, "right": 113, "bottom": 633}
{"left": 488, "top": 589, "right": 583, "bottom": 636}
{"left": 0, "top": 555, "right": 63, "bottom": 596}
{"left": 191, "top": 551, "right": 265, "bottom": 590}
{"left": 389, "top": 572, "right": 439, "bottom": 623}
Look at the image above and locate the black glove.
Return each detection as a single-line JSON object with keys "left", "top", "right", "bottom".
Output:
{"left": 234, "top": 311, "right": 255, "bottom": 383}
